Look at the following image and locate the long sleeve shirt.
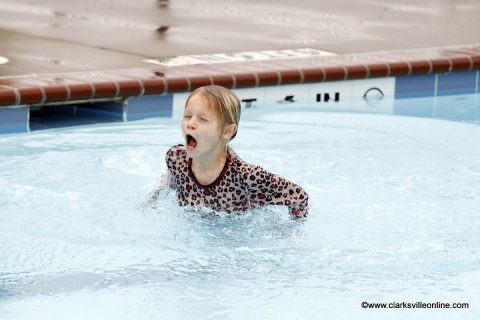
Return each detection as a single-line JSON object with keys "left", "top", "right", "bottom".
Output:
{"left": 165, "top": 144, "right": 309, "bottom": 219}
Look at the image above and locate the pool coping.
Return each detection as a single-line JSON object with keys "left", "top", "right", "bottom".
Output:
{"left": 1, "top": 44, "right": 479, "bottom": 108}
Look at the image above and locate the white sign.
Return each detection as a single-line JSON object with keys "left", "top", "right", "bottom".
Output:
{"left": 143, "top": 48, "right": 336, "bottom": 67}
{"left": 0, "top": 56, "right": 9, "bottom": 65}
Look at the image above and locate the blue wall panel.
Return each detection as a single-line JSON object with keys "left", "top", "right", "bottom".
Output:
{"left": 437, "top": 71, "right": 477, "bottom": 96}
{"left": 0, "top": 107, "right": 29, "bottom": 134}
{"left": 477, "top": 71, "right": 480, "bottom": 93}
{"left": 476, "top": 78, "right": 480, "bottom": 121}
{"left": 395, "top": 75, "right": 436, "bottom": 99}
{"left": 127, "top": 95, "right": 173, "bottom": 121}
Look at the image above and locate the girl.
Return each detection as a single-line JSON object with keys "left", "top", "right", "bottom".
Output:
{"left": 152, "top": 85, "right": 309, "bottom": 220}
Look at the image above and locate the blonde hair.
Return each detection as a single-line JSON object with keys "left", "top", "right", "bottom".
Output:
{"left": 185, "top": 85, "right": 241, "bottom": 140}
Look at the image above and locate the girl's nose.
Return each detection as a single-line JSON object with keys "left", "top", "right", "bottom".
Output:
{"left": 187, "top": 117, "right": 196, "bottom": 129}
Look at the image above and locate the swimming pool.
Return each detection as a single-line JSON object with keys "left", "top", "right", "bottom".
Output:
{"left": 1, "top": 95, "right": 480, "bottom": 319}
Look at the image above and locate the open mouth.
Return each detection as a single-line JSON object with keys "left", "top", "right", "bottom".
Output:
{"left": 186, "top": 134, "right": 197, "bottom": 150}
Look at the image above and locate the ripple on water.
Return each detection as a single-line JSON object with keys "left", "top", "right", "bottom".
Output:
{"left": 1, "top": 112, "right": 480, "bottom": 319}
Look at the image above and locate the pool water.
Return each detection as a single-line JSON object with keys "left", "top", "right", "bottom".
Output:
{"left": 1, "top": 102, "right": 479, "bottom": 319}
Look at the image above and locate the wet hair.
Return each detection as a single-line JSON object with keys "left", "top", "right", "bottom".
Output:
{"left": 185, "top": 85, "right": 241, "bottom": 140}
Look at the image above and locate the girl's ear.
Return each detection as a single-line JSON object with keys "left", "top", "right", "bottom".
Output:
{"left": 223, "top": 123, "right": 237, "bottom": 140}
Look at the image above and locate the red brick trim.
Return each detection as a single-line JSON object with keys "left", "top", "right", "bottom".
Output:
{"left": 324, "top": 66, "right": 346, "bottom": 81}
{"left": 279, "top": 69, "right": 302, "bottom": 84}
{"left": 258, "top": 71, "right": 280, "bottom": 86}
{"left": 430, "top": 58, "right": 451, "bottom": 73}
{"left": 1, "top": 45, "right": 480, "bottom": 107}
{"left": 233, "top": 73, "right": 257, "bottom": 88}
{"left": 142, "top": 78, "right": 167, "bottom": 95}
{"left": 367, "top": 63, "right": 390, "bottom": 78}
{"left": 346, "top": 64, "right": 368, "bottom": 79}
{"left": 388, "top": 62, "right": 410, "bottom": 77}
{"left": 410, "top": 60, "right": 432, "bottom": 75}
{"left": 18, "top": 87, "right": 43, "bottom": 105}
{"left": 0, "top": 87, "right": 20, "bottom": 106}
{"left": 450, "top": 56, "right": 473, "bottom": 72}
{"left": 211, "top": 74, "right": 235, "bottom": 89}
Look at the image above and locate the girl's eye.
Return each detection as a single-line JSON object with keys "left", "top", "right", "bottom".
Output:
{"left": 200, "top": 118, "right": 208, "bottom": 122}
{"left": 183, "top": 115, "right": 192, "bottom": 119}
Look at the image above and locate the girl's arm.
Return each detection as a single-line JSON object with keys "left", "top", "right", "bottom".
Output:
{"left": 143, "top": 171, "right": 175, "bottom": 208}
{"left": 245, "top": 165, "right": 309, "bottom": 220}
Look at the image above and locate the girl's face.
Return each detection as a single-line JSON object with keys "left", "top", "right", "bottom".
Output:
{"left": 182, "top": 93, "right": 224, "bottom": 159}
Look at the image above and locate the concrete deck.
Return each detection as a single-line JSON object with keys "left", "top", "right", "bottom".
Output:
{"left": 1, "top": 0, "right": 480, "bottom": 76}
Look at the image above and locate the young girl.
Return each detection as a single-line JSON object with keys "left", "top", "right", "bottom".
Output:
{"left": 152, "top": 85, "right": 309, "bottom": 220}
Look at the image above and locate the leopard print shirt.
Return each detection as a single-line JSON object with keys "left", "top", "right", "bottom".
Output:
{"left": 165, "top": 144, "right": 309, "bottom": 219}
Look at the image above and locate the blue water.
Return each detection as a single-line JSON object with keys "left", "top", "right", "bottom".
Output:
{"left": 0, "top": 97, "right": 479, "bottom": 319}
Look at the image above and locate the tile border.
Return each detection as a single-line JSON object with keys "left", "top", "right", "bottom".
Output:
{"left": 0, "top": 45, "right": 479, "bottom": 108}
